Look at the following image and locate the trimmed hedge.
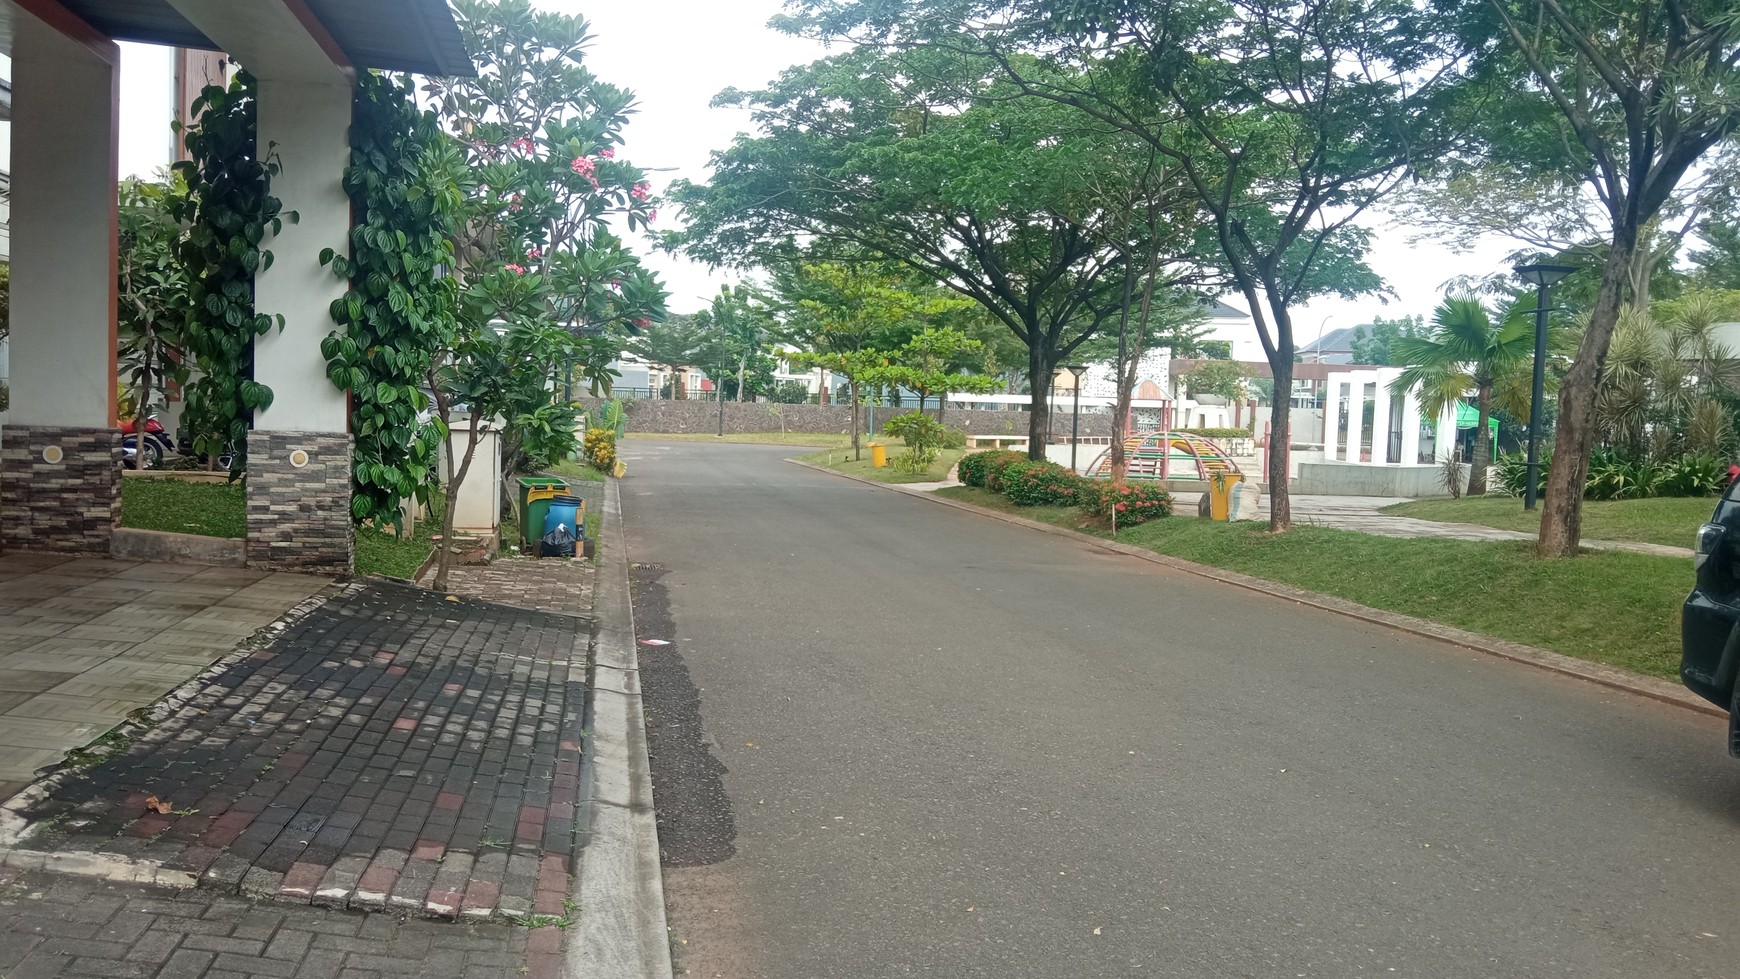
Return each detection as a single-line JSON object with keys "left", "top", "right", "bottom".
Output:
{"left": 1002, "top": 460, "right": 1086, "bottom": 507}
{"left": 1080, "top": 480, "right": 1172, "bottom": 524}
{"left": 958, "top": 448, "right": 1021, "bottom": 487}
{"left": 983, "top": 450, "right": 1032, "bottom": 493}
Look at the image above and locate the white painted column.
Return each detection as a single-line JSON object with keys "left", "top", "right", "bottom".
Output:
{"left": 251, "top": 76, "right": 352, "bottom": 433}
{"left": 1323, "top": 379, "right": 1341, "bottom": 461}
{"left": 1370, "top": 374, "right": 1393, "bottom": 465}
{"left": 6, "top": 13, "right": 118, "bottom": 427}
{"left": 1344, "top": 375, "right": 1366, "bottom": 464}
{"left": 1400, "top": 388, "right": 1423, "bottom": 466}
{"left": 1435, "top": 403, "right": 1459, "bottom": 461}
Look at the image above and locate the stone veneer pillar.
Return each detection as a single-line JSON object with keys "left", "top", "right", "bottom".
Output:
{"left": 0, "top": 427, "right": 121, "bottom": 554}
{"left": 246, "top": 432, "right": 353, "bottom": 573}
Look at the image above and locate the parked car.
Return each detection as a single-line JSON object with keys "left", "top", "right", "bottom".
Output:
{"left": 1681, "top": 480, "right": 1740, "bottom": 752}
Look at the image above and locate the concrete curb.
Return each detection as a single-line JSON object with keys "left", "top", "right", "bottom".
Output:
{"left": 565, "top": 476, "right": 674, "bottom": 978}
{"left": 785, "top": 458, "right": 1721, "bottom": 720}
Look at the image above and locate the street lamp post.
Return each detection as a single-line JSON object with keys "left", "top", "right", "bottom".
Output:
{"left": 1512, "top": 262, "right": 1577, "bottom": 511}
{"left": 1067, "top": 365, "right": 1089, "bottom": 474}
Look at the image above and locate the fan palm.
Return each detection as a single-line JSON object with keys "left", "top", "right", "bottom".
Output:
{"left": 1389, "top": 296, "right": 1542, "bottom": 495}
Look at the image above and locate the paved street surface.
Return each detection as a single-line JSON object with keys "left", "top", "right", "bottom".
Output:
{"left": 10, "top": 580, "right": 586, "bottom": 921}
{"left": 622, "top": 441, "right": 1740, "bottom": 979}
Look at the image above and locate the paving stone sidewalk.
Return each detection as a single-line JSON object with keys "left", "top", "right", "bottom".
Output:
{"left": 0, "top": 866, "right": 554, "bottom": 979}
{"left": 6, "top": 579, "right": 589, "bottom": 922}
{"left": 421, "top": 556, "right": 596, "bottom": 617}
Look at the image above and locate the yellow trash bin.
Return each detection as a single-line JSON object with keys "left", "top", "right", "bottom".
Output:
{"left": 1208, "top": 472, "right": 1244, "bottom": 521}
{"left": 871, "top": 443, "right": 888, "bottom": 468}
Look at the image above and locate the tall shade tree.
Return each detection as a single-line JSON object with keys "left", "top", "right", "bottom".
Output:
{"left": 782, "top": 262, "right": 965, "bottom": 459}
{"left": 784, "top": 0, "right": 1426, "bottom": 528}
{"left": 1456, "top": 0, "right": 1740, "bottom": 555}
{"left": 623, "top": 314, "right": 710, "bottom": 399}
{"left": 694, "top": 284, "right": 782, "bottom": 401}
{"left": 884, "top": 326, "right": 999, "bottom": 422}
{"left": 667, "top": 49, "right": 1149, "bottom": 459}
{"left": 1389, "top": 296, "right": 1549, "bottom": 495}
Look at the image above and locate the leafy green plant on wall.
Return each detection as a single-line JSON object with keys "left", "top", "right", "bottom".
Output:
{"left": 169, "top": 71, "right": 287, "bottom": 475}
{"left": 321, "top": 72, "right": 465, "bottom": 528}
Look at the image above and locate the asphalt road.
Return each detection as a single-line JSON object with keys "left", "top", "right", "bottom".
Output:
{"left": 619, "top": 440, "right": 1740, "bottom": 979}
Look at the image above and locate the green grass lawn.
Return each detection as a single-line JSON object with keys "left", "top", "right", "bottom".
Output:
{"left": 627, "top": 432, "right": 851, "bottom": 447}
{"left": 935, "top": 485, "right": 1691, "bottom": 680}
{"left": 544, "top": 459, "right": 608, "bottom": 482}
{"left": 1381, "top": 495, "right": 1715, "bottom": 549}
{"left": 120, "top": 478, "right": 245, "bottom": 538}
{"left": 355, "top": 502, "right": 443, "bottom": 580}
{"left": 799, "top": 443, "right": 966, "bottom": 484}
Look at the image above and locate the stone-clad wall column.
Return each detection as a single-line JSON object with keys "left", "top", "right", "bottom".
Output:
{"left": 246, "top": 432, "right": 353, "bottom": 572}
{"left": 0, "top": 427, "right": 120, "bottom": 554}
{"left": 0, "top": 11, "right": 121, "bottom": 554}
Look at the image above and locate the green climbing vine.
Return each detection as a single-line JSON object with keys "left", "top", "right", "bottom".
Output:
{"left": 169, "top": 71, "right": 286, "bottom": 473}
{"left": 320, "top": 72, "right": 466, "bottom": 527}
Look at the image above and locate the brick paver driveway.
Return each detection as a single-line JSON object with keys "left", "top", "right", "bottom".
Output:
{"left": 8, "top": 580, "right": 588, "bottom": 922}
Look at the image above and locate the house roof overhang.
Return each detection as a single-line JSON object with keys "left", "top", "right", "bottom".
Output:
{"left": 53, "top": 0, "right": 474, "bottom": 77}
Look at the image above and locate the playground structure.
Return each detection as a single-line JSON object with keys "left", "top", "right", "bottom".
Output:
{"left": 1086, "top": 430, "right": 1242, "bottom": 481}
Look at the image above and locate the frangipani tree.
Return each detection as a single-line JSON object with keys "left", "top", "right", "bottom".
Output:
{"left": 416, "top": 0, "right": 669, "bottom": 585}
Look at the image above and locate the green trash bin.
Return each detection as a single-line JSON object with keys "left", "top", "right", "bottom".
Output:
{"left": 517, "top": 477, "right": 569, "bottom": 551}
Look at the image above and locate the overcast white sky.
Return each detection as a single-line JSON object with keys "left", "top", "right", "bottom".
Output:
{"left": 108, "top": 1, "right": 1518, "bottom": 348}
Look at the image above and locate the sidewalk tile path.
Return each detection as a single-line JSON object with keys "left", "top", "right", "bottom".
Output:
{"left": 7, "top": 579, "right": 589, "bottom": 922}
{"left": 421, "top": 556, "right": 596, "bottom": 617}
{"left": 0, "top": 554, "right": 330, "bottom": 800}
{"left": 0, "top": 866, "right": 547, "bottom": 979}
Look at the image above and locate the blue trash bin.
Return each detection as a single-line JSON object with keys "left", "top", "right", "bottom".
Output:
{"left": 541, "top": 496, "right": 587, "bottom": 557}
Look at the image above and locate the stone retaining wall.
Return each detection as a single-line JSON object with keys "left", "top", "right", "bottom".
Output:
{"left": 579, "top": 397, "right": 1118, "bottom": 439}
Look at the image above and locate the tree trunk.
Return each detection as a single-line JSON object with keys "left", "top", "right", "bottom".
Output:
{"left": 737, "top": 350, "right": 749, "bottom": 403}
{"left": 1468, "top": 384, "right": 1493, "bottom": 496}
{"left": 1026, "top": 340, "right": 1051, "bottom": 461}
{"left": 135, "top": 332, "right": 155, "bottom": 471}
{"left": 1264, "top": 303, "right": 1296, "bottom": 533}
{"left": 1538, "top": 230, "right": 1638, "bottom": 557}
{"left": 433, "top": 411, "right": 480, "bottom": 592}
{"left": 849, "top": 377, "right": 862, "bottom": 461}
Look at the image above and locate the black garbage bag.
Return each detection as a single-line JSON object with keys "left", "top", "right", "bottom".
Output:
{"left": 539, "top": 524, "right": 578, "bottom": 558}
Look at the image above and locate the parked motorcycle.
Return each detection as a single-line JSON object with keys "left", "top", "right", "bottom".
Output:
{"left": 120, "top": 416, "right": 177, "bottom": 469}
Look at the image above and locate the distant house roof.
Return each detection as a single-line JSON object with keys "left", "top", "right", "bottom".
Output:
{"left": 1207, "top": 299, "right": 1249, "bottom": 320}
{"left": 1300, "top": 326, "right": 1358, "bottom": 354}
{"left": 1171, "top": 359, "right": 1378, "bottom": 381}
{"left": 59, "top": 0, "right": 474, "bottom": 76}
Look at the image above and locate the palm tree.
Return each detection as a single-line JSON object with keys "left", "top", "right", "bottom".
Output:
{"left": 1390, "top": 296, "right": 1542, "bottom": 496}
{"left": 1598, "top": 297, "right": 1740, "bottom": 460}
